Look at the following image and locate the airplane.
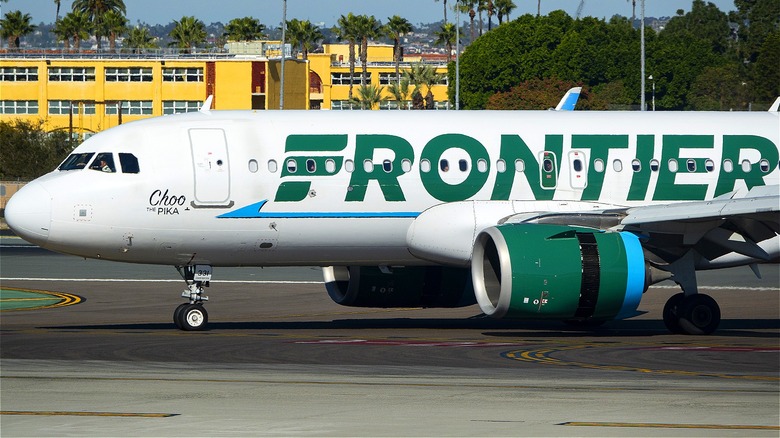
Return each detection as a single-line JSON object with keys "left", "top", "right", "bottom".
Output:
{"left": 554, "top": 87, "right": 581, "bottom": 111}
{"left": 5, "top": 98, "right": 779, "bottom": 335}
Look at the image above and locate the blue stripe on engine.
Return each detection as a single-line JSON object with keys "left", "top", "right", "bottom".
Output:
{"left": 616, "top": 231, "right": 645, "bottom": 319}
{"left": 217, "top": 200, "right": 419, "bottom": 219}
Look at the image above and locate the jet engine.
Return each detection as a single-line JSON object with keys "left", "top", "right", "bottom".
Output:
{"left": 323, "top": 266, "right": 476, "bottom": 308}
{"left": 471, "top": 223, "right": 648, "bottom": 322}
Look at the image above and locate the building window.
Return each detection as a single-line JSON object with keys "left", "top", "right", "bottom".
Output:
{"left": 434, "top": 101, "right": 450, "bottom": 110}
{"left": 0, "top": 100, "right": 38, "bottom": 114}
{"left": 162, "top": 67, "right": 203, "bottom": 82}
{"left": 105, "top": 67, "right": 153, "bottom": 82}
{"left": 105, "top": 100, "right": 153, "bottom": 115}
{"left": 331, "top": 100, "right": 357, "bottom": 110}
{"left": 378, "top": 73, "right": 400, "bottom": 85}
{"left": 331, "top": 72, "right": 369, "bottom": 85}
{"left": 1, "top": 67, "right": 38, "bottom": 81}
{"left": 163, "top": 100, "right": 201, "bottom": 114}
{"left": 48, "top": 67, "right": 95, "bottom": 81}
{"left": 48, "top": 100, "right": 96, "bottom": 115}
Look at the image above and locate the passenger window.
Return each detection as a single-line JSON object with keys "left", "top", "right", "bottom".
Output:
{"left": 650, "top": 159, "right": 659, "bottom": 172}
{"left": 668, "top": 159, "right": 678, "bottom": 173}
{"left": 383, "top": 159, "right": 392, "bottom": 173}
{"left": 458, "top": 159, "right": 468, "bottom": 172}
{"left": 401, "top": 158, "right": 412, "bottom": 173}
{"left": 118, "top": 153, "right": 140, "bottom": 173}
{"left": 268, "top": 159, "right": 278, "bottom": 173}
{"left": 593, "top": 159, "right": 604, "bottom": 173}
{"left": 363, "top": 159, "right": 373, "bottom": 173}
{"left": 344, "top": 159, "right": 354, "bottom": 173}
{"left": 90, "top": 152, "right": 116, "bottom": 173}
{"left": 477, "top": 158, "right": 487, "bottom": 173}
{"left": 248, "top": 159, "right": 259, "bottom": 173}
{"left": 741, "top": 160, "right": 751, "bottom": 172}
{"left": 496, "top": 159, "right": 506, "bottom": 173}
{"left": 515, "top": 159, "right": 525, "bottom": 172}
{"left": 686, "top": 159, "right": 696, "bottom": 172}
{"left": 325, "top": 159, "right": 336, "bottom": 173}
{"left": 59, "top": 152, "right": 95, "bottom": 171}
{"left": 631, "top": 159, "right": 640, "bottom": 172}
{"left": 420, "top": 159, "right": 431, "bottom": 173}
{"left": 286, "top": 159, "right": 297, "bottom": 173}
{"left": 759, "top": 159, "right": 769, "bottom": 173}
{"left": 723, "top": 159, "right": 733, "bottom": 173}
{"left": 705, "top": 159, "right": 714, "bottom": 172}
{"left": 306, "top": 159, "right": 316, "bottom": 173}
{"left": 613, "top": 159, "right": 623, "bottom": 172}
{"left": 440, "top": 159, "right": 449, "bottom": 172}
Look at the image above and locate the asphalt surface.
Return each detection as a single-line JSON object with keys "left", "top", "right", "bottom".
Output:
{"left": 1, "top": 236, "right": 779, "bottom": 436}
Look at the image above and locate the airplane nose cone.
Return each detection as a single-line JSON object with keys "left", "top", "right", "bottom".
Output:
{"left": 4, "top": 181, "right": 52, "bottom": 245}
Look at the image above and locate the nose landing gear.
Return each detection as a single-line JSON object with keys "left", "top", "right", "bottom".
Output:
{"left": 174, "top": 265, "right": 211, "bottom": 331}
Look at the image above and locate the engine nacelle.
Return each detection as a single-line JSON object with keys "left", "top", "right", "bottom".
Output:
{"left": 323, "top": 266, "right": 476, "bottom": 308}
{"left": 472, "top": 224, "right": 647, "bottom": 321}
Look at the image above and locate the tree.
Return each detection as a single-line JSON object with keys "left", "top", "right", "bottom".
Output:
{"left": 355, "top": 15, "right": 383, "bottom": 86}
{"left": 0, "top": 10, "right": 36, "bottom": 49}
{"left": 687, "top": 64, "right": 749, "bottom": 110}
{"left": 335, "top": 13, "right": 360, "bottom": 101}
{"left": 434, "top": 0, "right": 448, "bottom": 24}
{"left": 385, "top": 15, "right": 412, "bottom": 85}
{"left": 751, "top": 30, "right": 780, "bottom": 104}
{"left": 124, "top": 26, "right": 156, "bottom": 53}
{"left": 350, "top": 83, "right": 387, "bottom": 110}
{"left": 405, "top": 63, "right": 441, "bottom": 109}
{"left": 168, "top": 16, "right": 206, "bottom": 53}
{"left": 224, "top": 17, "right": 265, "bottom": 42}
{"left": 434, "top": 22, "right": 459, "bottom": 62}
{"left": 486, "top": 77, "right": 583, "bottom": 109}
{"left": 285, "top": 19, "right": 323, "bottom": 60}
{"left": 0, "top": 120, "right": 71, "bottom": 180}
{"left": 456, "top": 0, "right": 478, "bottom": 44}
{"left": 387, "top": 76, "right": 412, "bottom": 109}
{"left": 54, "top": 0, "right": 61, "bottom": 22}
{"left": 101, "top": 10, "right": 127, "bottom": 51}
{"left": 52, "top": 10, "right": 92, "bottom": 51}
{"left": 662, "top": 0, "right": 730, "bottom": 55}
{"left": 71, "top": 0, "right": 126, "bottom": 50}
{"left": 495, "top": 0, "right": 516, "bottom": 24}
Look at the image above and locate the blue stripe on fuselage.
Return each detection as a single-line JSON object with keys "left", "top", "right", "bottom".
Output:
{"left": 217, "top": 200, "right": 420, "bottom": 219}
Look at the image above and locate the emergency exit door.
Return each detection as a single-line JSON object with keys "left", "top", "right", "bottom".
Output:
{"left": 189, "top": 128, "right": 231, "bottom": 206}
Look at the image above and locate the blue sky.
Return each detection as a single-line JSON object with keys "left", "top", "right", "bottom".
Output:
{"left": 8, "top": 0, "right": 739, "bottom": 27}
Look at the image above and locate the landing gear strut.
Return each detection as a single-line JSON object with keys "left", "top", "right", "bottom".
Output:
{"left": 174, "top": 265, "right": 211, "bottom": 331}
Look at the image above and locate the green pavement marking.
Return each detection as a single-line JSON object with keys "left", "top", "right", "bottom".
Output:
{"left": 0, "top": 288, "right": 83, "bottom": 311}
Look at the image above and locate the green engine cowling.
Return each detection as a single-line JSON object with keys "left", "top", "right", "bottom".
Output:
{"left": 471, "top": 223, "right": 648, "bottom": 321}
{"left": 323, "top": 266, "right": 476, "bottom": 308}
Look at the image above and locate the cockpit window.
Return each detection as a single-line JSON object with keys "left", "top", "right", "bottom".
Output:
{"left": 59, "top": 152, "right": 94, "bottom": 170}
{"left": 90, "top": 152, "right": 116, "bottom": 173}
{"left": 119, "top": 153, "right": 140, "bottom": 173}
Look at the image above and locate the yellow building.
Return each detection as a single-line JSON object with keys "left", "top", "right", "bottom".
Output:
{"left": 308, "top": 44, "right": 450, "bottom": 110}
{"left": 0, "top": 55, "right": 309, "bottom": 138}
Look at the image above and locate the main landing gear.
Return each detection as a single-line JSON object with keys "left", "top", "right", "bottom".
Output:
{"left": 660, "top": 251, "right": 721, "bottom": 335}
{"left": 174, "top": 265, "right": 212, "bottom": 331}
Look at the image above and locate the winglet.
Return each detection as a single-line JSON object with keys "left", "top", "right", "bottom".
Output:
{"left": 555, "top": 87, "right": 582, "bottom": 111}
{"left": 769, "top": 96, "right": 780, "bottom": 112}
{"left": 200, "top": 95, "right": 214, "bottom": 113}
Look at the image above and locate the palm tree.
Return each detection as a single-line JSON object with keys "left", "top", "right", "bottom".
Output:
{"left": 355, "top": 15, "right": 382, "bottom": 86}
{"left": 71, "top": 0, "right": 126, "bottom": 50}
{"left": 385, "top": 15, "right": 412, "bottom": 86}
{"left": 434, "top": 22, "right": 458, "bottom": 62}
{"left": 405, "top": 63, "right": 440, "bottom": 109}
{"left": 0, "top": 10, "right": 36, "bottom": 49}
{"left": 537, "top": 0, "right": 541, "bottom": 17}
{"left": 54, "top": 10, "right": 91, "bottom": 52}
{"left": 350, "top": 83, "right": 387, "bottom": 110}
{"left": 168, "top": 16, "right": 206, "bottom": 53}
{"left": 477, "top": 0, "right": 486, "bottom": 36}
{"left": 456, "top": 0, "right": 478, "bottom": 44}
{"left": 335, "top": 13, "right": 360, "bottom": 101}
{"left": 285, "top": 19, "right": 322, "bottom": 60}
{"left": 496, "top": 0, "right": 516, "bottom": 24}
{"left": 101, "top": 10, "right": 127, "bottom": 51}
{"left": 224, "top": 16, "right": 265, "bottom": 41}
{"left": 387, "top": 76, "right": 411, "bottom": 109}
{"left": 124, "top": 26, "right": 156, "bottom": 53}
{"left": 434, "top": 0, "right": 448, "bottom": 23}
{"left": 54, "top": 0, "right": 61, "bottom": 22}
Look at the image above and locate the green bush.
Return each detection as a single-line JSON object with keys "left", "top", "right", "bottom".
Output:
{"left": 0, "top": 120, "right": 73, "bottom": 180}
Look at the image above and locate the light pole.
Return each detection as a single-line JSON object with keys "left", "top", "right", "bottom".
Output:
{"left": 279, "top": 0, "right": 286, "bottom": 110}
{"left": 640, "top": 0, "right": 645, "bottom": 111}
{"left": 455, "top": 1, "right": 460, "bottom": 110}
{"left": 648, "top": 75, "right": 655, "bottom": 111}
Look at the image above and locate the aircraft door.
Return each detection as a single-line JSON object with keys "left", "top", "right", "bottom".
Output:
{"left": 189, "top": 128, "right": 232, "bottom": 207}
{"left": 539, "top": 151, "right": 558, "bottom": 189}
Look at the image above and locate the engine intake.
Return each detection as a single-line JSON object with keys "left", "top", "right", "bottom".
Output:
{"left": 472, "top": 224, "right": 647, "bottom": 321}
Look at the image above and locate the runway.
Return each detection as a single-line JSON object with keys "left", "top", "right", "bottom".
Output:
{"left": 1, "top": 237, "right": 779, "bottom": 436}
